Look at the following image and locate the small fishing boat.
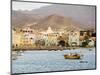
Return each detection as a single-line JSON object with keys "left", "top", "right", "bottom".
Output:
{"left": 64, "top": 53, "right": 80, "bottom": 59}
{"left": 17, "top": 50, "right": 24, "bottom": 56}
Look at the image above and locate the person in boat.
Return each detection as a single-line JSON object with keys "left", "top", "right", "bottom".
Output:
{"left": 68, "top": 52, "right": 79, "bottom": 56}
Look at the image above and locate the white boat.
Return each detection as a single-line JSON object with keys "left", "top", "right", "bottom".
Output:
{"left": 17, "top": 50, "right": 24, "bottom": 56}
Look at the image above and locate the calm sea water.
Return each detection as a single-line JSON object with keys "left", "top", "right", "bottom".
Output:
{"left": 12, "top": 48, "right": 96, "bottom": 74}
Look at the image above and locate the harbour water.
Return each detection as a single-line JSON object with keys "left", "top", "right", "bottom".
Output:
{"left": 12, "top": 48, "right": 96, "bottom": 74}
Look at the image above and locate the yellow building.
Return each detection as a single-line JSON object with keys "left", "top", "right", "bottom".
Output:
{"left": 19, "top": 27, "right": 36, "bottom": 48}
{"left": 12, "top": 26, "right": 36, "bottom": 49}
{"left": 12, "top": 29, "right": 22, "bottom": 48}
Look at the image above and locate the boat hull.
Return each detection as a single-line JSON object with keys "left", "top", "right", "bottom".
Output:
{"left": 64, "top": 55, "right": 80, "bottom": 59}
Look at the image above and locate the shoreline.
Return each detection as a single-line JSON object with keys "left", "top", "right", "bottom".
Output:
{"left": 12, "top": 47, "right": 95, "bottom": 51}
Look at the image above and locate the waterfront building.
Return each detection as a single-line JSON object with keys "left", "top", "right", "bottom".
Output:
{"left": 44, "top": 26, "right": 58, "bottom": 47}
{"left": 19, "top": 26, "right": 36, "bottom": 48}
{"left": 88, "top": 38, "right": 95, "bottom": 47}
{"left": 68, "top": 31, "right": 80, "bottom": 46}
{"left": 80, "top": 31, "right": 96, "bottom": 47}
{"left": 12, "top": 29, "right": 22, "bottom": 48}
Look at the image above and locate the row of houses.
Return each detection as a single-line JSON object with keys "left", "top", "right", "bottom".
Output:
{"left": 12, "top": 26, "right": 96, "bottom": 49}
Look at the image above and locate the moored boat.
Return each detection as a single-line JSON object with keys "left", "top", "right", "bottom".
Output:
{"left": 12, "top": 51, "right": 18, "bottom": 60}
{"left": 64, "top": 53, "right": 80, "bottom": 59}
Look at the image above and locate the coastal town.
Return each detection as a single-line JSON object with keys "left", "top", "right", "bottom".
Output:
{"left": 12, "top": 25, "right": 96, "bottom": 50}
{"left": 12, "top": 1, "right": 96, "bottom": 74}
{"left": 12, "top": 25, "right": 96, "bottom": 73}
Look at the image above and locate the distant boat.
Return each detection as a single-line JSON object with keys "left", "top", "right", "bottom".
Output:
{"left": 12, "top": 51, "right": 17, "bottom": 60}
{"left": 17, "top": 50, "right": 24, "bottom": 56}
{"left": 12, "top": 56, "right": 17, "bottom": 60}
{"left": 64, "top": 53, "right": 80, "bottom": 59}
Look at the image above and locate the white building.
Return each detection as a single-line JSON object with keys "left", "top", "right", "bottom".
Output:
{"left": 68, "top": 31, "right": 80, "bottom": 46}
{"left": 88, "top": 38, "right": 95, "bottom": 47}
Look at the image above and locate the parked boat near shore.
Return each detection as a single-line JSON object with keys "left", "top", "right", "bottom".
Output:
{"left": 12, "top": 51, "right": 18, "bottom": 60}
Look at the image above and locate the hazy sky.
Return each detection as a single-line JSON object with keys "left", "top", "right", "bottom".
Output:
{"left": 12, "top": 1, "right": 51, "bottom": 10}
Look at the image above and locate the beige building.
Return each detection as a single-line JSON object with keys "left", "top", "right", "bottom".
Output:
{"left": 12, "top": 29, "right": 22, "bottom": 48}
{"left": 20, "top": 27, "right": 36, "bottom": 48}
